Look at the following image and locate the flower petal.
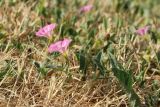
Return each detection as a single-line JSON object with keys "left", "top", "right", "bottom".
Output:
{"left": 80, "top": 5, "right": 93, "bottom": 13}
{"left": 48, "top": 41, "right": 62, "bottom": 53}
{"left": 62, "top": 39, "right": 72, "bottom": 49}
{"left": 136, "top": 26, "right": 149, "bottom": 36}
{"left": 36, "top": 23, "right": 57, "bottom": 37}
{"left": 48, "top": 38, "right": 72, "bottom": 53}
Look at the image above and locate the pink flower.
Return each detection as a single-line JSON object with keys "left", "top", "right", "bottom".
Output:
{"left": 80, "top": 5, "right": 93, "bottom": 13}
{"left": 48, "top": 38, "right": 72, "bottom": 53}
{"left": 136, "top": 26, "right": 150, "bottom": 36}
{"left": 36, "top": 23, "right": 57, "bottom": 37}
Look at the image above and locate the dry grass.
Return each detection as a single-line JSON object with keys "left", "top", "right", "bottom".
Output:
{"left": 0, "top": 0, "right": 160, "bottom": 107}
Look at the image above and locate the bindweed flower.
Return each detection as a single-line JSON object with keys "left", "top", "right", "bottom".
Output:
{"left": 36, "top": 23, "right": 57, "bottom": 37}
{"left": 48, "top": 38, "right": 72, "bottom": 54}
{"left": 136, "top": 26, "right": 150, "bottom": 36}
{"left": 80, "top": 5, "right": 93, "bottom": 13}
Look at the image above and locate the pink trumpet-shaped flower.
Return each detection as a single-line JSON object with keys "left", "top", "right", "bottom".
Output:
{"left": 80, "top": 5, "right": 93, "bottom": 13}
{"left": 36, "top": 23, "right": 57, "bottom": 37}
{"left": 48, "top": 38, "right": 72, "bottom": 53}
{"left": 136, "top": 26, "right": 150, "bottom": 36}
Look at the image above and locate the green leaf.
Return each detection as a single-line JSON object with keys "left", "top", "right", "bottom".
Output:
{"left": 88, "top": 29, "right": 97, "bottom": 38}
{"left": 38, "top": 68, "right": 48, "bottom": 76}
{"left": 93, "top": 50, "right": 106, "bottom": 77}
{"left": 34, "top": 61, "right": 40, "bottom": 68}
{"left": 108, "top": 51, "right": 141, "bottom": 107}
{"left": 103, "top": 18, "right": 108, "bottom": 30}
{"left": 108, "top": 51, "right": 123, "bottom": 70}
{"left": 0, "top": 32, "right": 5, "bottom": 39}
{"left": 76, "top": 51, "right": 87, "bottom": 75}
{"left": 66, "top": 27, "right": 77, "bottom": 36}
{"left": 150, "top": 31, "right": 158, "bottom": 44}
{"left": 34, "top": 61, "right": 48, "bottom": 76}
{"left": 112, "top": 68, "right": 133, "bottom": 92}
{"left": 0, "top": 71, "right": 7, "bottom": 80}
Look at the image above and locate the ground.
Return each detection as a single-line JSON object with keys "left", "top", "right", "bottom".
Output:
{"left": 0, "top": 0, "right": 160, "bottom": 107}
